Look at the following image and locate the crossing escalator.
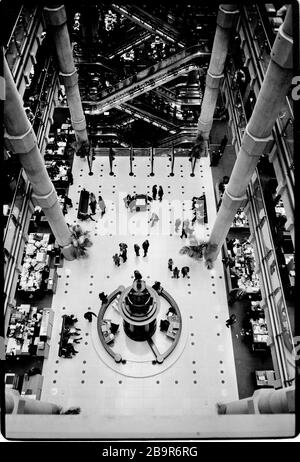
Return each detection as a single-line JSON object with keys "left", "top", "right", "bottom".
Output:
{"left": 82, "top": 44, "right": 210, "bottom": 114}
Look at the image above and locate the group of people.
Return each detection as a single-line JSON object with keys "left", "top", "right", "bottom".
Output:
{"left": 112, "top": 242, "right": 128, "bottom": 266}
{"left": 89, "top": 193, "right": 106, "bottom": 217}
{"left": 174, "top": 218, "right": 195, "bottom": 239}
{"left": 168, "top": 258, "right": 190, "bottom": 279}
{"left": 60, "top": 314, "right": 82, "bottom": 358}
{"left": 113, "top": 240, "right": 150, "bottom": 266}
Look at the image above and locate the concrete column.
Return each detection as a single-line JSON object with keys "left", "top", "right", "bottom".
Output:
{"left": 3, "top": 57, "right": 75, "bottom": 261}
{"left": 220, "top": 386, "right": 295, "bottom": 415}
{"left": 43, "top": 5, "right": 89, "bottom": 150}
{"left": 205, "top": 6, "right": 293, "bottom": 264}
{"left": 5, "top": 389, "right": 62, "bottom": 415}
{"left": 197, "top": 4, "right": 239, "bottom": 140}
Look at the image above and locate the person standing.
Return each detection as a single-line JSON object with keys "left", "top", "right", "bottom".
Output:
{"left": 172, "top": 267, "right": 180, "bottom": 278}
{"left": 133, "top": 270, "right": 142, "bottom": 281}
{"left": 158, "top": 186, "right": 164, "bottom": 201}
{"left": 119, "top": 242, "right": 128, "bottom": 262}
{"left": 168, "top": 258, "right": 173, "bottom": 271}
{"left": 89, "top": 193, "right": 97, "bottom": 215}
{"left": 152, "top": 185, "right": 158, "bottom": 200}
{"left": 98, "top": 196, "right": 106, "bottom": 217}
{"left": 113, "top": 253, "right": 120, "bottom": 266}
{"left": 142, "top": 239, "right": 149, "bottom": 257}
{"left": 180, "top": 224, "right": 188, "bottom": 239}
{"left": 175, "top": 218, "right": 181, "bottom": 233}
{"left": 181, "top": 266, "right": 190, "bottom": 278}
{"left": 84, "top": 311, "right": 97, "bottom": 322}
{"left": 220, "top": 134, "right": 228, "bottom": 154}
{"left": 134, "top": 244, "right": 140, "bottom": 256}
{"left": 226, "top": 314, "right": 237, "bottom": 328}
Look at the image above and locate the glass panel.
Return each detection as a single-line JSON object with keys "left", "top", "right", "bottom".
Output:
{"left": 5, "top": 7, "right": 36, "bottom": 71}
{"left": 11, "top": 174, "right": 26, "bottom": 221}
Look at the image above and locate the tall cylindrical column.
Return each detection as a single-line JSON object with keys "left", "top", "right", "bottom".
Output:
{"left": 220, "top": 386, "right": 295, "bottom": 415}
{"left": 205, "top": 6, "right": 293, "bottom": 264}
{"left": 43, "top": 5, "right": 89, "bottom": 150}
{"left": 197, "top": 4, "right": 239, "bottom": 140}
{"left": 3, "top": 58, "right": 74, "bottom": 260}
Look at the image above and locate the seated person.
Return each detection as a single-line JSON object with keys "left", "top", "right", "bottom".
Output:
{"left": 152, "top": 281, "right": 162, "bottom": 293}
{"left": 166, "top": 307, "right": 176, "bottom": 317}
{"left": 110, "top": 323, "right": 119, "bottom": 335}
{"left": 160, "top": 319, "right": 170, "bottom": 332}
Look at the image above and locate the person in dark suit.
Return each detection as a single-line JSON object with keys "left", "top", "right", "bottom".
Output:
{"left": 152, "top": 185, "right": 158, "bottom": 200}
{"left": 142, "top": 240, "right": 149, "bottom": 257}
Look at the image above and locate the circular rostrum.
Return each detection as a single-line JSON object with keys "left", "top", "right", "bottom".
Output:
{"left": 92, "top": 281, "right": 188, "bottom": 378}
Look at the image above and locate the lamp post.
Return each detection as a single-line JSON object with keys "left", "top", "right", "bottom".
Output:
{"left": 170, "top": 144, "right": 175, "bottom": 176}
{"left": 87, "top": 146, "right": 94, "bottom": 176}
{"left": 129, "top": 146, "right": 134, "bottom": 176}
{"left": 109, "top": 146, "right": 114, "bottom": 176}
{"left": 150, "top": 146, "right": 154, "bottom": 176}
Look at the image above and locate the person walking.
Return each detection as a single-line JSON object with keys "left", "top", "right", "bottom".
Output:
{"left": 226, "top": 314, "right": 237, "bottom": 328}
{"left": 181, "top": 266, "right": 190, "bottom": 278}
{"left": 134, "top": 244, "right": 140, "bottom": 256}
{"left": 89, "top": 193, "right": 97, "bottom": 215}
{"left": 142, "top": 239, "right": 149, "bottom": 257}
{"left": 220, "top": 134, "right": 228, "bottom": 154}
{"left": 168, "top": 258, "right": 173, "bottom": 271}
{"left": 172, "top": 267, "right": 180, "bottom": 278}
{"left": 113, "top": 253, "right": 120, "bottom": 266}
{"left": 149, "top": 212, "right": 159, "bottom": 227}
{"left": 152, "top": 185, "right": 158, "bottom": 200}
{"left": 84, "top": 311, "right": 97, "bottom": 322}
{"left": 158, "top": 185, "right": 164, "bottom": 201}
{"left": 98, "top": 292, "right": 108, "bottom": 303}
{"left": 175, "top": 218, "right": 181, "bottom": 233}
{"left": 98, "top": 196, "right": 106, "bottom": 217}
{"left": 180, "top": 224, "right": 188, "bottom": 239}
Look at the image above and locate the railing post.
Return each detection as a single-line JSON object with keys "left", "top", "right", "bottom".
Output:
{"left": 190, "top": 156, "right": 196, "bottom": 177}
{"left": 170, "top": 144, "right": 175, "bottom": 176}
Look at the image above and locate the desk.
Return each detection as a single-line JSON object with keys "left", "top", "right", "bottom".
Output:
{"left": 255, "top": 370, "right": 276, "bottom": 387}
{"left": 21, "top": 374, "right": 43, "bottom": 400}
{"left": 250, "top": 318, "right": 269, "bottom": 351}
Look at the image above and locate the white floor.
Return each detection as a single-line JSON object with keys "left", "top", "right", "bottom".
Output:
{"left": 40, "top": 153, "right": 238, "bottom": 429}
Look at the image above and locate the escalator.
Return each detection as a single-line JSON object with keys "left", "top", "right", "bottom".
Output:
{"left": 106, "top": 29, "right": 152, "bottom": 59}
{"left": 82, "top": 44, "right": 210, "bottom": 114}
{"left": 111, "top": 3, "right": 186, "bottom": 48}
{"left": 119, "top": 101, "right": 179, "bottom": 132}
{"left": 157, "top": 126, "right": 198, "bottom": 147}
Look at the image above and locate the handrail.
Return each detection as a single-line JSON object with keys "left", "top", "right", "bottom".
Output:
{"left": 121, "top": 102, "right": 179, "bottom": 130}
{"left": 83, "top": 44, "right": 209, "bottom": 113}
{"left": 106, "top": 30, "right": 152, "bottom": 59}
{"left": 111, "top": 3, "right": 185, "bottom": 47}
{"left": 5, "top": 5, "right": 24, "bottom": 49}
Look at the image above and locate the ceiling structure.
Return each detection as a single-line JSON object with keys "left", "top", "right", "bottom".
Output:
{"left": 62, "top": 2, "right": 219, "bottom": 147}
